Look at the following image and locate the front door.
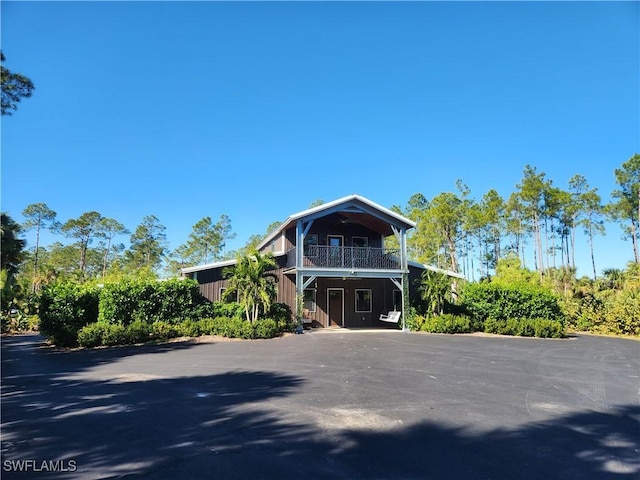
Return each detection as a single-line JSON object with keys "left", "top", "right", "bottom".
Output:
{"left": 327, "top": 288, "right": 344, "bottom": 327}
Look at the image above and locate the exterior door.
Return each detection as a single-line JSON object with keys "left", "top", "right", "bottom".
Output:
{"left": 327, "top": 288, "right": 344, "bottom": 327}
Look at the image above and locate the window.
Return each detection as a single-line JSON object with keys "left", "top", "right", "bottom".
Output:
{"left": 304, "top": 234, "right": 318, "bottom": 256}
{"left": 355, "top": 289, "right": 372, "bottom": 312}
{"left": 393, "top": 289, "right": 403, "bottom": 311}
{"left": 303, "top": 289, "right": 317, "bottom": 313}
{"left": 352, "top": 236, "right": 368, "bottom": 248}
{"left": 220, "top": 287, "right": 237, "bottom": 303}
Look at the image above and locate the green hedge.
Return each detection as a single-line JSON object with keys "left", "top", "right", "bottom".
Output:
{"left": 462, "top": 282, "right": 564, "bottom": 323}
{"left": 411, "top": 314, "right": 477, "bottom": 334}
{"left": 98, "top": 278, "right": 208, "bottom": 325}
{"left": 406, "top": 311, "right": 563, "bottom": 338}
{"left": 77, "top": 317, "right": 282, "bottom": 347}
{"left": 39, "top": 283, "right": 100, "bottom": 347}
{"left": 484, "top": 318, "right": 564, "bottom": 338}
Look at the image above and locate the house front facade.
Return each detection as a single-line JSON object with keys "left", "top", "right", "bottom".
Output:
{"left": 182, "top": 195, "right": 454, "bottom": 329}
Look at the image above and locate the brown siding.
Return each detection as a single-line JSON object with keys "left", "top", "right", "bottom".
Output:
{"left": 187, "top": 268, "right": 230, "bottom": 302}
{"left": 191, "top": 255, "right": 295, "bottom": 306}
{"left": 306, "top": 216, "right": 384, "bottom": 249}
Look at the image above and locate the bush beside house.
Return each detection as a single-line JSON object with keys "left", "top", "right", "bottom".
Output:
{"left": 408, "top": 281, "right": 566, "bottom": 338}
{"left": 463, "top": 282, "right": 565, "bottom": 338}
{"left": 39, "top": 278, "right": 294, "bottom": 348}
{"left": 39, "top": 282, "right": 100, "bottom": 347}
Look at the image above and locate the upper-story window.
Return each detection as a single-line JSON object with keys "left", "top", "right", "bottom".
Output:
{"left": 304, "top": 234, "right": 318, "bottom": 256}
{"left": 352, "top": 236, "right": 368, "bottom": 248}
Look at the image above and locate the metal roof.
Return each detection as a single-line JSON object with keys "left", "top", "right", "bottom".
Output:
{"left": 257, "top": 194, "right": 416, "bottom": 251}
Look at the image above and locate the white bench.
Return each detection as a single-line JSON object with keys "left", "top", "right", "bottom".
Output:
{"left": 379, "top": 311, "right": 401, "bottom": 323}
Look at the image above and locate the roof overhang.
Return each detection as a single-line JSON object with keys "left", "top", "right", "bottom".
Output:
{"left": 257, "top": 194, "right": 416, "bottom": 251}
{"left": 408, "top": 260, "right": 466, "bottom": 279}
{"left": 180, "top": 250, "right": 289, "bottom": 275}
{"left": 181, "top": 258, "right": 238, "bottom": 275}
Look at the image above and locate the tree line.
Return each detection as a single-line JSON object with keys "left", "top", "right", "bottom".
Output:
{"left": 0, "top": 208, "right": 250, "bottom": 297}
{"left": 1, "top": 155, "right": 638, "bottom": 299}
{"left": 394, "top": 154, "right": 639, "bottom": 282}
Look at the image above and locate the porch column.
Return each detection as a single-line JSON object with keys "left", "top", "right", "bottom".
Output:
{"left": 295, "top": 220, "right": 304, "bottom": 331}
{"left": 400, "top": 227, "right": 408, "bottom": 331}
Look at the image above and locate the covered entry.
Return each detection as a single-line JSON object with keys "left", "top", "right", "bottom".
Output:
{"left": 300, "top": 275, "right": 408, "bottom": 329}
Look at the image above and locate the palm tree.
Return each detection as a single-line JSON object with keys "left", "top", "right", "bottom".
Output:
{"left": 420, "top": 269, "right": 452, "bottom": 315}
{"left": 223, "top": 251, "right": 278, "bottom": 322}
{"left": 600, "top": 268, "right": 624, "bottom": 291}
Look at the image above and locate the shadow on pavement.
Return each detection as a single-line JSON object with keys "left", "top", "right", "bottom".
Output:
{"left": 1, "top": 335, "right": 638, "bottom": 479}
{"left": 1, "top": 333, "right": 205, "bottom": 377}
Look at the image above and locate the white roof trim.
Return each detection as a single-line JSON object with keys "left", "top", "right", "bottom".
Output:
{"left": 258, "top": 194, "right": 416, "bottom": 251}
{"left": 181, "top": 258, "right": 237, "bottom": 274}
{"left": 181, "top": 251, "right": 287, "bottom": 275}
{"left": 408, "top": 260, "right": 465, "bottom": 279}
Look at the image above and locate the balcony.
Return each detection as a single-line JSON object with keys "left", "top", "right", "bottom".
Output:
{"left": 286, "top": 246, "right": 401, "bottom": 270}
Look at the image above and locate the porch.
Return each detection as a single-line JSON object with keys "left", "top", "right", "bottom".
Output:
{"left": 293, "top": 276, "right": 405, "bottom": 329}
{"left": 286, "top": 246, "right": 401, "bottom": 270}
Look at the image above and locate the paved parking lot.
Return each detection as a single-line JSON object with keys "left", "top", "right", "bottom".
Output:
{"left": 2, "top": 331, "right": 639, "bottom": 479}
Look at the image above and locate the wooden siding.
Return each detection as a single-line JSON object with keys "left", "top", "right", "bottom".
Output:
{"left": 301, "top": 215, "right": 385, "bottom": 249}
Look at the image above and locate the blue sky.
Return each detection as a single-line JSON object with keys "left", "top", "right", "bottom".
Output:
{"left": 1, "top": 1, "right": 638, "bottom": 277}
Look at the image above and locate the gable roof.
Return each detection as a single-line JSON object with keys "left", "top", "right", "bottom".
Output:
{"left": 257, "top": 194, "right": 416, "bottom": 250}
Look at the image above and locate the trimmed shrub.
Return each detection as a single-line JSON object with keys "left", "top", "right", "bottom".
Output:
{"left": 405, "top": 308, "right": 423, "bottom": 331}
{"left": 533, "top": 319, "right": 564, "bottom": 338}
{"left": 125, "top": 320, "right": 152, "bottom": 344}
{"left": 178, "top": 319, "right": 201, "bottom": 338}
{"left": 101, "top": 324, "right": 127, "bottom": 346}
{"left": 462, "top": 282, "right": 564, "bottom": 324}
{"left": 150, "top": 321, "right": 180, "bottom": 340}
{"left": 418, "top": 314, "right": 474, "bottom": 334}
{"left": 484, "top": 317, "right": 564, "bottom": 338}
{"left": 254, "top": 319, "right": 279, "bottom": 339}
{"left": 212, "top": 317, "right": 244, "bottom": 338}
{"left": 98, "top": 278, "right": 209, "bottom": 325}
{"left": 197, "top": 318, "right": 217, "bottom": 335}
{"left": 198, "top": 317, "right": 281, "bottom": 339}
{"left": 39, "top": 282, "right": 100, "bottom": 347}
{"left": 78, "top": 323, "right": 108, "bottom": 348}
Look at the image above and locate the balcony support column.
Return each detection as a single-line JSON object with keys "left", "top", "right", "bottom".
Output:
{"left": 392, "top": 226, "right": 409, "bottom": 331}
{"left": 295, "top": 219, "right": 304, "bottom": 332}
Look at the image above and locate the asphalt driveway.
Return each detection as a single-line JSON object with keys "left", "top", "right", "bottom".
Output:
{"left": 1, "top": 331, "right": 639, "bottom": 479}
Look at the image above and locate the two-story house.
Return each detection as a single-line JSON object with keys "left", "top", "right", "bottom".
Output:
{"left": 181, "top": 194, "right": 461, "bottom": 329}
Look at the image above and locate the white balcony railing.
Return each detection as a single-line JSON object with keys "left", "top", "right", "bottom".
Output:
{"left": 287, "top": 246, "right": 401, "bottom": 270}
